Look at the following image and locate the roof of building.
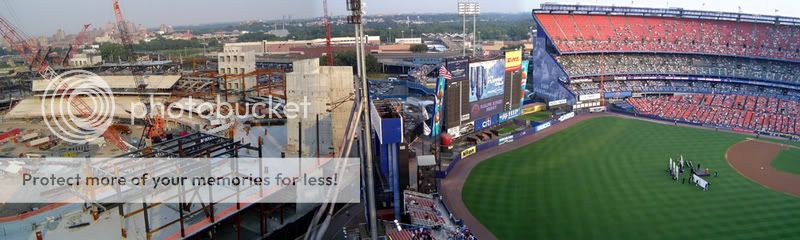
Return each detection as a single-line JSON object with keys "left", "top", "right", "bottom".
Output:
{"left": 4, "top": 96, "right": 166, "bottom": 119}
{"left": 31, "top": 75, "right": 181, "bottom": 92}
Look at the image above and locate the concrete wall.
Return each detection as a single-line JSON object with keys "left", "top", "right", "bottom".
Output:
{"left": 285, "top": 59, "right": 354, "bottom": 157}
{"left": 325, "top": 66, "right": 355, "bottom": 155}
{"left": 218, "top": 47, "right": 257, "bottom": 91}
{"left": 69, "top": 54, "right": 102, "bottom": 67}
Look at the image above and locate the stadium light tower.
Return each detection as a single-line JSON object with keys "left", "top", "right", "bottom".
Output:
{"left": 458, "top": 1, "right": 468, "bottom": 57}
{"left": 458, "top": 1, "right": 479, "bottom": 57}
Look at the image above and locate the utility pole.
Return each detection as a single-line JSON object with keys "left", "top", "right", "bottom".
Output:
{"left": 346, "top": 0, "right": 378, "bottom": 239}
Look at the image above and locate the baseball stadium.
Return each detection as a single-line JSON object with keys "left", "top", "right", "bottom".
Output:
{"left": 438, "top": 4, "right": 800, "bottom": 240}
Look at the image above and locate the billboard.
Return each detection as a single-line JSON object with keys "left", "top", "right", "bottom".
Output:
{"left": 444, "top": 58, "right": 470, "bottom": 130}
{"left": 447, "top": 58, "right": 469, "bottom": 82}
{"left": 498, "top": 108, "right": 522, "bottom": 123}
{"left": 579, "top": 93, "right": 601, "bottom": 101}
{"left": 520, "top": 60, "right": 528, "bottom": 105}
{"left": 558, "top": 112, "right": 575, "bottom": 122}
{"left": 474, "top": 115, "right": 500, "bottom": 132}
{"left": 461, "top": 146, "right": 477, "bottom": 158}
{"left": 498, "top": 135, "right": 514, "bottom": 145}
{"left": 535, "top": 121, "right": 552, "bottom": 132}
{"left": 548, "top": 99, "right": 567, "bottom": 106}
{"left": 431, "top": 66, "right": 447, "bottom": 137}
{"left": 470, "top": 96, "right": 504, "bottom": 120}
{"left": 505, "top": 50, "right": 522, "bottom": 72}
{"left": 469, "top": 59, "right": 505, "bottom": 102}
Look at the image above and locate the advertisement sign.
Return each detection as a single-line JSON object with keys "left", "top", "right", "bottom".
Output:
{"left": 579, "top": 93, "right": 601, "bottom": 101}
{"left": 589, "top": 106, "right": 607, "bottom": 113}
{"left": 460, "top": 114, "right": 471, "bottom": 122}
{"left": 520, "top": 60, "right": 528, "bottom": 106}
{"left": 558, "top": 112, "right": 575, "bottom": 122}
{"left": 447, "top": 126, "right": 461, "bottom": 138}
{"left": 498, "top": 135, "right": 514, "bottom": 145}
{"left": 535, "top": 121, "right": 551, "bottom": 132}
{"left": 474, "top": 115, "right": 499, "bottom": 131}
{"left": 459, "top": 122, "right": 474, "bottom": 135}
{"left": 548, "top": 99, "right": 567, "bottom": 106}
{"left": 446, "top": 58, "right": 469, "bottom": 82}
{"left": 469, "top": 59, "right": 505, "bottom": 102}
{"left": 504, "top": 50, "right": 522, "bottom": 72}
{"left": 604, "top": 91, "right": 632, "bottom": 98}
{"left": 461, "top": 146, "right": 477, "bottom": 158}
{"left": 523, "top": 103, "right": 545, "bottom": 115}
{"left": 470, "top": 96, "right": 504, "bottom": 120}
{"left": 498, "top": 108, "right": 522, "bottom": 123}
{"left": 432, "top": 66, "right": 449, "bottom": 137}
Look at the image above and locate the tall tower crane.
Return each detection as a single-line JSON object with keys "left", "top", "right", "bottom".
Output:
{"left": 62, "top": 23, "right": 92, "bottom": 67}
{"left": 323, "top": 0, "right": 334, "bottom": 65}
{"left": 0, "top": 17, "right": 129, "bottom": 151}
{"left": 113, "top": 0, "right": 163, "bottom": 147}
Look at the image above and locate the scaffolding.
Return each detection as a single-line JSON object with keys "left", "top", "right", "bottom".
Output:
{"left": 88, "top": 133, "right": 296, "bottom": 239}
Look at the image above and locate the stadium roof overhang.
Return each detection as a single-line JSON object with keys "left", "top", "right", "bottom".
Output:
{"left": 533, "top": 4, "right": 800, "bottom": 26}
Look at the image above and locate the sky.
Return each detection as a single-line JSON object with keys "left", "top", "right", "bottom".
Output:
{"left": 1, "top": 0, "right": 799, "bottom": 36}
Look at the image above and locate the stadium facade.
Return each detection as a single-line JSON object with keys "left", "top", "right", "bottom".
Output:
{"left": 530, "top": 4, "right": 800, "bottom": 138}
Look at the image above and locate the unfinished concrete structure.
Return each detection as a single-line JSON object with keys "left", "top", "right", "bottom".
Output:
{"left": 285, "top": 58, "right": 354, "bottom": 157}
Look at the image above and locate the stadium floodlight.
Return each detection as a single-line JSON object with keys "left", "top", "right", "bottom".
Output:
{"left": 457, "top": 1, "right": 480, "bottom": 57}
{"left": 458, "top": 2, "right": 469, "bottom": 15}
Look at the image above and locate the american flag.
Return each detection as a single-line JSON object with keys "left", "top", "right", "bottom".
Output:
{"left": 439, "top": 65, "right": 452, "bottom": 80}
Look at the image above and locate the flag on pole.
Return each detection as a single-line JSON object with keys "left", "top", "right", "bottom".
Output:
{"left": 439, "top": 65, "right": 452, "bottom": 80}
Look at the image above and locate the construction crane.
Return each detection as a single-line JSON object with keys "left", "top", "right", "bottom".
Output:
{"left": 323, "top": 0, "right": 334, "bottom": 66}
{"left": 0, "top": 17, "right": 129, "bottom": 151}
{"left": 113, "top": 0, "right": 162, "bottom": 147}
{"left": 62, "top": 23, "right": 91, "bottom": 67}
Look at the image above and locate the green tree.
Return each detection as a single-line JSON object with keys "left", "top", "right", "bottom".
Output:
{"left": 237, "top": 32, "right": 286, "bottom": 42}
{"left": 320, "top": 51, "right": 381, "bottom": 74}
{"left": 410, "top": 44, "right": 428, "bottom": 53}
{"left": 99, "top": 43, "right": 130, "bottom": 62}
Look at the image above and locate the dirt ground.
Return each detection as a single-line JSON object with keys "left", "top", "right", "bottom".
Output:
{"left": 726, "top": 139, "right": 800, "bottom": 197}
{"left": 439, "top": 113, "right": 608, "bottom": 240}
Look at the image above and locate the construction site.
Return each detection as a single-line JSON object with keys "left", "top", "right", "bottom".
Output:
{"left": 0, "top": 0, "right": 370, "bottom": 239}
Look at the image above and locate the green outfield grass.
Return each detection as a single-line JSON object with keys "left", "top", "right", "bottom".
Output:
{"left": 462, "top": 116, "right": 800, "bottom": 240}
{"left": 771, "top": 149, "right": 800, "bottom": 175}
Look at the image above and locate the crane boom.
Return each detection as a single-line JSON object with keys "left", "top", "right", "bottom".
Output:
{"left": 113, "top": 0, "right": 158, "bottom": 148}
{"left": 323, "top": 0, "right": 334, "bottom": 65}
{"left": 0, "top": 16, "right": 128, "bottom": 151}
{"left": 63, "top": 24, "right": 91, "bottom": 67}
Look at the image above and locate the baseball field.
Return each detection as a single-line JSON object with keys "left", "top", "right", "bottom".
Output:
{"left": 461, "top": 116, "right": 800, "bottom": 239}
{"left": 772, "top": 148, "right": 800, "bottom": 174}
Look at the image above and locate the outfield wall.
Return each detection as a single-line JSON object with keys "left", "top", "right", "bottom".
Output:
{"left": 440, "top": 112, "right": 574, "bottom": 177}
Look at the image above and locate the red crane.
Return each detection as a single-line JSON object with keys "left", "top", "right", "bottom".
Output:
{"left": 0, "top": 17, "right": 129, "bottom": 151}
{"left": 63, "top": 23, "right": 92, "bottom": 67}
{"left": 323, "top": 0, "right": 334, "bottom": 65}
{"left": 113, "top": 0, "right": 161, "bottom": 147}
